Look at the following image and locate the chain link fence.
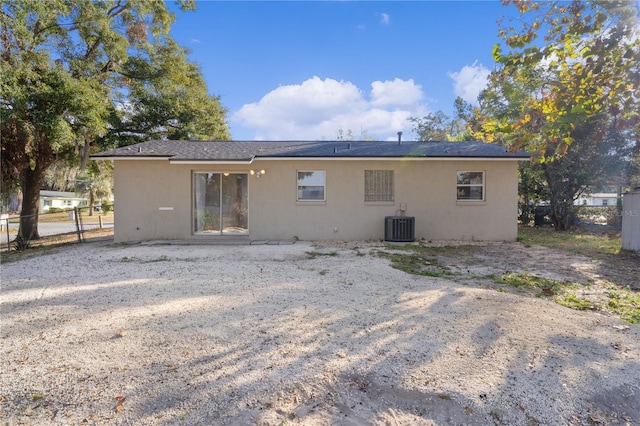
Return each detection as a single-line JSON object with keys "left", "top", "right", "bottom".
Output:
{"left": 1, "top": 206, "right": 114, "bottom": 253}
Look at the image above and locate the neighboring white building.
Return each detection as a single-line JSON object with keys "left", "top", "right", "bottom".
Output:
{"left": 39, "top": 191, "right": 87, "bottom": 212}
{"left": 574, "top": 193, "right": 618, "bottom": 207}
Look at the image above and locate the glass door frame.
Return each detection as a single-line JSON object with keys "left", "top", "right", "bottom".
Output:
{"left": 192, "top": 172, "right": 249, "bottom": 236}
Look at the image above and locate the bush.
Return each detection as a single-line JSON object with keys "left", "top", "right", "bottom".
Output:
{"left": 47, "top": 207, "right": 64, "bottom": 213}
{"left": 518, "top": 202, "right": 536, "bottom": 225}
{"left": 576, "top": 206, "right": 617, "bottom": 225}
{"left": 101, "top": 201, "right": 114, "bottom": 214}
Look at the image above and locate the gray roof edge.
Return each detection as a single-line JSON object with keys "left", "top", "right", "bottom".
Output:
{"left": 92, "top": 140, "right": 531, "bottom": 160}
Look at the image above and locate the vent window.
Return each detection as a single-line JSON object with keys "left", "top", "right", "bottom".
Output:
{"left": 365, "top": 170, "right": 394, "bottom": 202}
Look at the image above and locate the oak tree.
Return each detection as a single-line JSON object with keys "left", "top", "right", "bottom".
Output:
{"left": 1, "top": 0, "right": 230, "bottom": 239}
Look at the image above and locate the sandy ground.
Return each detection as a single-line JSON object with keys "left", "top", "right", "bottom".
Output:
{"left": 1, "top": 239, "right": 639, "bottom": 425}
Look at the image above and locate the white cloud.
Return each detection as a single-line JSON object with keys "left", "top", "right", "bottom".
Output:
{"left": 448, "top": 61, "right": 490, "bottom": 104}
{"left": 190, "top": 38, "right": 201, "bottom": 44}
{"left": 371, "top": 78, "right": 423, "bottom": 107}
{"left": 232, "top": 76, "right": 428, "bottom": 140}
{"left": 380, "top": 13, "right": 390, "bottom": 25}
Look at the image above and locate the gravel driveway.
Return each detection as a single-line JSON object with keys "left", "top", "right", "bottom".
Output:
{"left": 1, "top": 240, "right": 639, "bottom": 425}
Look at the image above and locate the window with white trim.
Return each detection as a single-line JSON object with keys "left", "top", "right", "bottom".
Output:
{"left": 297, "top": 171, "right": 325, "bottom": 201}
{"left": 456, "top": 171, "right": 485, "bottom": 201}
{"left": 365, "top": 170, "right": 394, "bottom": 202}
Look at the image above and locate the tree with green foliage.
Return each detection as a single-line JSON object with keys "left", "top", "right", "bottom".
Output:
{"left": 469, "top": 0, "right": 639, "bottom": 230}
{"left": 1, "top": 0, "right": 230, "bottom": 240}
{"left": 334, "top": 128, "right": 373, "bottom": 141}
{"left": 409, "top": 98, "right": 475, "bottom": 141}
{"left": 108, "top": 39, "right": 230, "bottom": 148}
{"left": 409, "top": 111, "right": 451, "bottom": 141}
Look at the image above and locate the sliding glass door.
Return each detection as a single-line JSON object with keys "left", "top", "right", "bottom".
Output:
{"left": 193, "top": 173, "right": 248, "bottom": 235}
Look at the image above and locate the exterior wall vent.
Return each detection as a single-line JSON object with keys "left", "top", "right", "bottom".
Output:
{"left": 384, "top": 216, "right": 415, "bottom": 242}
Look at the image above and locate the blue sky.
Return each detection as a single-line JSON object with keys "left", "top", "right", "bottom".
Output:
{"left": 167, "top": 1, "right": 512, "bottom": 141}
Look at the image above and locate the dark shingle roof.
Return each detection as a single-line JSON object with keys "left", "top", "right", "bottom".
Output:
{"left": 92, "top": 140, "right": 530, "bottom": 161}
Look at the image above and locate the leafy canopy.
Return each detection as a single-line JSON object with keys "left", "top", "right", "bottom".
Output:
{"left": 1, "top": 0, "right": 229, "bottom": 238}
{"left": 476, "top": 0, "right": 639, "bottom": 157}
{"left": 468, "top": 0, "right": 639, "bottom": 231}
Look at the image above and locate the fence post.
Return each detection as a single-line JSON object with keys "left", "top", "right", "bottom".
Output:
{"left": 99, "top": 215, "right": 103, "bottom": 229}
{"left": 4, "top": 217, "right": 9, "bottom": 253}
{"left": 74, "top": 207, "right": 84, "bottom": 242}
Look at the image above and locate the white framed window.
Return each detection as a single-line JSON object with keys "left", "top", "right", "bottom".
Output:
{"left": 365, "top": 170, "right": 394, "bottom": 202}
{"left": 457, "top": 171, "right": 485, "bottom": 201}
{"left": 297, "top": 171, "right": 325, "bottom": 201}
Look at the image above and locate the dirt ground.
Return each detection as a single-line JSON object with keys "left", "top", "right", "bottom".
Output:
{"left": 1, "top": 238, "right": 639, "bottom": 425}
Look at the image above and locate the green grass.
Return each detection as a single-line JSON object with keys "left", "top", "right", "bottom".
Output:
{"left": 379, "top": 238, "right": 639, "bottom": 325}
{"left": 305, "top": 250, "right": 339, "bottom": 258}
{"left": 557, "top": 293, "right": 594, "bottom": 311}
{"left": 149, "top": 255, "right": 170, "bottom": 262}
{"left": 493, "top": 271, "right": 640, "bottom": 324}
{"left": 605, "top": 287, "right": 640, "bottom": 324}
{"left": 10, "top": 210, "right": 115, "bottom": 224}
{"left": 120, "top": 255, "right": 170, "bottom": 263}
{"left": 517, "top": 226, "right": 622, "bottom": 257}
{"left": 375, "top": 246, "right": 455, "bottom": 278}
{"left": 0, "top": 227, "right": 113, "bottom": 263}
{"left": 517, "top": 225, "right": 638, "bottom": 289}
{"left": 491, "top": 272, "right": 573, "bottom": 296}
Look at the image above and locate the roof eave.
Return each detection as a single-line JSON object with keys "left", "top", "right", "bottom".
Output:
{"left": 91, "top": 155, "right": 171, "bottom": 161}
{"left": 92, "top": 153, "right": 530, "bottom": 162}
{"left": 169, "top": 159, "right": 254, "bottom": 165}
{"left": 253, "top": 155, "right": 529, "bottom": 161}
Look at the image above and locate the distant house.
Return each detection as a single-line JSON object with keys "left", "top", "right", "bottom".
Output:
{"left": 574, "top": 193, "right": 618, "bottom": 207}
{"left": 39, "top": 191, "right": 87, "bottom": 212}
{"left": 93, "top": 140, "right": 529, "bottom": 243}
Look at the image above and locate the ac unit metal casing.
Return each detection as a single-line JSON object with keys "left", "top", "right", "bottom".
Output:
{"left": 384, "top": 216, "right": 415, "bottom": 242}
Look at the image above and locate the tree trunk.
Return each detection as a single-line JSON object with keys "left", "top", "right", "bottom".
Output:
{"left": 19, "top": 166, "right": 46, "bottom": 240}
{"left": 89, "top": 190, "right": 94, "bottom": 217}
{"left": 80, "top": 132, "right": 92, "bottom": 171}
{"left": 542, "top": 162, "right": 573, "bottom": 232}
{"left": 550, "top": 200, "right": 573, "bottom": 231}
{"left": 81, "top": 132, "right": 95, "bottom": 216}
{"left": 615, "top": 186, "right": 623, "bottom": 230}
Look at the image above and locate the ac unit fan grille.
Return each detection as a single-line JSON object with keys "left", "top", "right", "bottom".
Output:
{"left": 384, "top": 216, "right": 415, "bottom": 242}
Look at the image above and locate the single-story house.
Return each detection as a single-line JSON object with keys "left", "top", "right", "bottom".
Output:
{"left": 574, "top": 192, "right": 619, "bottom": 207}
{"left": 92, "top": 140, "right": 530, "bottom": 243}
{"left": 40, "top": 190, "right": 88, "bottom": 212}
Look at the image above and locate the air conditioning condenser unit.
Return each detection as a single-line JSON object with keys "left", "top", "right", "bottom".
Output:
{"left": 384, "top": 216, "right": 415, "bottom": 242}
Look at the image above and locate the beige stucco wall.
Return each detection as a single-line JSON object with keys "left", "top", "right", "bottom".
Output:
{"left": 112, "top": 158, "right": 520, "bottom": 243}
